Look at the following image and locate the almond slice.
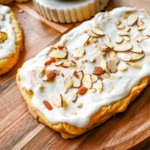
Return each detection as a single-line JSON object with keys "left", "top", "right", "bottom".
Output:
{"left": 73, "top": 77, "right": 81, "bottom": 88}
{"left": 64, "top": 76, "right": 73, "bottom": 90}
{"left": 52, "top": 94, "right": 63, "bottom": 108}
{"left": 45, "top": 58, "right": 56, "bottom": 66}
{"left": 50, "top": 47, "right": 67, "bottom": 59}
{"left": 93, "top": 66, "right": 104, "bottom": 75}
{"left": 77, "top": 87, "right": 88, "bottom": 95}
{"left": 91, "top": 88, "right": 97, "bottom": 93}
{"left": 118, "top": 30, "right": 129, "bottom": 36}
{"left": 135, "top": 35, "right": 148, "bottom": 42}
{"left": 114, "top": 43, "right": 132, "bottom": 52}
{"left": 123, "top": 36, "right": 130, "bottom": 42}
{"left": 115, "top": 36, "right": 124, "bottom": 44}
{"left": 101, "top": 45, "right": 110, "bottom": 52}
{"left": 75, "top": 48, "right": 85, "bottom": 58}
{"left": 128, "top": 14, "right": 138, "bottom": 26}
{"left": 45, "top": 70, "right": 56, "bottom": 82}
{"left": 120, "top": 54, "right": 132, "bottom": 62}
{"left": 104, "top": 35, "right": 113, "bottom": 49}
{"left": 118, "top": 64, "right": 128, "bottom": 71}
{"left": 91, "top": 27, "right": 104, "bottom": 36}
{"left": 124, "top": 25, "right": 130, "bottom": 32}
{"left": 131, "top": 44, "right": 143, "bottom": 53}
{"left": 43, "top": 100, "right": 53, "bottom": 110}
{"left": 107, "top": 60, "right": 117, "bottom": 73}
{"left": 116, "top": 19, "right": 121, "bottom": 26}
{"left": 131, "top": 52, "right": 145, "bottom": 61}
{"left": 87, "top": 57, "right": 96, "bottom": 63}
{"left": 68, "top": 93, "right": 78, "bottom": 103}
{"left": 77, "top": 102, "right": 83, "bottom": 108}
{"left": 88, "top": 30, "right": 99, "bottom": 38}
{"left": 117, "top": 24, "right": 125, "bottom": 30}
{"left": 100, "top": 58, "right": 107, "bottom": 70}
{"left": 91, "top": 75, "right": 98, "bottom": 83}
{"left": 126, "top": 62, "right": 142, "bottom": 69}
{"left": 109, "top": 51, "right": 120, "bottom": 64}
{"left": 82, "top": 74, "right": 92, "bottom": 89}
{"left": 137, "top": 19, "right": 144, "bottom": 27}
{"left": 96, "top": 80, "right": 103, "bottom": 93}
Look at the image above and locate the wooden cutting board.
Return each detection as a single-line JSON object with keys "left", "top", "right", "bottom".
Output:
{"left": 1, "top": 0, "right": 150, "bottom": 149}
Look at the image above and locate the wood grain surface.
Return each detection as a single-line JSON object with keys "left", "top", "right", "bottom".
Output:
{"left": 1, "top": 0, "right": 150, "bottom": 149}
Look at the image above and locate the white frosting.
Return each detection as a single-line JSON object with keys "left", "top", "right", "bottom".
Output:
{"left": 0, "top": 5, "right": 15, "bottom": 60}
{"left": 20, "top": 7, "right": 150, "bottom": 128}
{"left": 35, "top": 0, "right": 96, "bottom": 9}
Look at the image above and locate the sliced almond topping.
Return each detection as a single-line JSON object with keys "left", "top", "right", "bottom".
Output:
{"left": 88, "top": 30, "right": 99, "bottom": 38}
{"left": 120, "top": 54, "right": 132, "bottom": 62}
{"left": 64, "top": 76, "right": 73, "bottom": 90}
{"left": 114, "top": 43, "right": 132, "bottom": 52}
{"left": 45, "top": 58, "right": 56, "bottom": 66}
{"left": 115, "top": 36, "right": 124, "bottom": 44}
{"left": 101, "top": 45, "right": 110, "bottom": 52}
{"left": 100, "top": 58, "right": 107, "bottom": 70}
{"left": 91, "top": 88, "right": 97, "bottom": 93}
{"left": 77, "top": 102, "right": 83, "bottom": 108}
{"left": 118, "top": 64, "right": 128, "bottom": 71}
{"left": 109, "top": 51, "right": 120, "bottom": 64}
{"left": 131, "top": 44, "right": 143, "bottom": 53}
{"left": 82, "top": 74, "right": 92, "bottom": 89}
{"left": 50, "top": 47, "right": 67, "bottom": 59}
{"left": 126, "top": 62, "right": 142, "bottom": 69}
{"left": 116, "top": 19, "right": 121, "bottom": 26}
{"left": 91, "top": 27, "right": 104, "bottom": 36}
{"left": 96, "top": 80, "right": 103, "bottom": 93}
{"left": 43, "top": 100, "right": 53, "bottom": 110}
{"left": 77, "top": 87, "right": 88, "bottom": 95}
{"left": 107, "top": 60, "right": 117, "bottom": 73}
{"left": 131, "top": 52, "right": 145, "bottom": 61}
{"left": 0, "top": 32, "right": 8, "bottom": 43}
{"left": 73, "top": 77, "right": 81, "bottom": 88}
{"left": 123, "top": 36, "right": 130, "bottom": 42}
{"left": 38, "top": 67, "right": 45, "bottom": 78}
{"left": 137, "top": 26, "right": 146, "bottom": 31}
{"left": 91, "top": 75, "right": 98, "bottom": 83}
{"left": 52, "top": 94, "right": 63, "bottom": 108}
{"left": 117, "top": 24, "right": 125, "bottom": 30}
{"left": 45, "top": 70, "right": 56, "bottom": 82}
{"left": 134, "top": 35, "right": 148, "bottom": 43}
{"left": 104, "top": 35, "right": 113, "bottom": 49}
{"left": 83, "top": 36, "right": 90, "bottom": 47}
{"left": 93, "top": 66, "right": 104, "bottom": 75}
{"left": 124, "top": 25, "right": 131, "bottom": 32}
{"left": 137, "top": 19, "right": 144, "bottom": 27}
{"left": 87, "top": 57, "right": 96, "bottom": 63}
{"left": 128, "top": 14, "right": 138, "bottom": 26}
{"left": 68, "top": 93, "right": 78, "bottom": 103}
{"left": 74, "top": 48, "right": 85, "bottom": 58}
{"left": 101, "top": 73, "right": 110, "bottom": 79}
{"left": 118, "top": 30, "right": 129, "bottom": 36}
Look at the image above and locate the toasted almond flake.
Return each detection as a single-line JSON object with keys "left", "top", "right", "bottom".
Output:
{"left": 101, "top": 73, "right": 110, "bottom": 79}
{"left": 131, "top": 44, "right": 143, "bottom": 53}
{"left": 93, "top": 66, "right": 104, "bottom": 75}
{"left": 83, "top": 36, "right": 90, "bottom": 47}
{"left": 68, "top": 93, "right": 78, "bottom": 103}
{"left": 73, "top": 77, "right": 81, "bottom": 88}
{"left": 127, "top": 62, "right": 142, "bottom": 69}
{"left": 71, "top": 110, "right": 77, "bottom": 115}
{"left": 118, "top": 64, "right": 128, "bottom": 71}
{"left": 104, "top": 35, "right": 113, "bottom": 49}
{"left": 96, "top": 80, "right": 103, "bottom": 93}
{"left": 116, "top": 19, "right": 121, "bottom": 26}
{"left": 131, "top": 52, "right": 145, "bottom": 61}
{"left": 128, "top": 14, "right": 138, "bottom": 26}
{"left": 101, "top": 45, "right": 110, "bottom": 52}
{"left": 50, "top": 48, "right": 67, "bottom": 59}
{"left": 52, "top": 94, "right": 63, "bottom": 108}
{"left": 64, "top": 76, "right": 73, "bottom": 90}
{"left": 45, "top": 70, "right": 56, "bottom": 82}
{"left": 91, "top": 88, "right": 97, "bottom": 93}
{"left": 43, "top": 100, "right": 53, "bottom": 110}
{"left": 100, "top": 58, "right": 107, "bottom": 69}
{"left": 120, "top": 54, "right": 132, "bottom": 62}
{"left": 109, "top": 51, "right": 120, "bottom": 64}
{"left": 77, "top": 87, "right": 88, "bottom": 95}
{"left": 91, "top": 75, "right": 98, "bottom": 83}
{"left": 114, "top": 43, "right": 132, "bottom": 52}
{"left": 137, "top": 19, "right": 144, "bottom": 27}
{"left": 88, "top": 30, "right": 99, "bottom": 38}
{"left": 75, "top": 48, "right": 85, "bottom": 58}
{"left": 77, "top": 102, "right": 83, "bottom": 108}
{"left": 124, "top": 25, "right": 131, "bottom": 32}
{"left": 91, "top": 27, "right": 104, "bottom": 36}
{"left": 115, "top": 36, "right": 124, "bottom": 44}
{"left": 118, "top": 30, "right": 129, "bottom": 36}
{"left": 123, "top": 36, "right": 130, "bottom": 42}
{"left": 87, "top": 57, "right": 96, "bottom": 63}
{"left": 134, "top": 35, "right": 148, "bottom": 42}
{"left": 82, "top": 74, "right": 92, "bottom": 89}
{"left": 107, "top": 60, "right": 117, "bottom": 73}
{"left": 45, "top": 58, "right": 56, "bottom": 66}
{"left": 117, "top": 24, "right": 125, "bottom": 29}
{"left": 137, "top": 26, "right": 146, "bottom": 31}
{"left": 123, "top": 11, "right": 132, "bottom": 19}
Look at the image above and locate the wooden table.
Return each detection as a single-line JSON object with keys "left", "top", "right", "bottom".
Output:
{"left": 1, "top": 0, "right": 150, "bottom": 149}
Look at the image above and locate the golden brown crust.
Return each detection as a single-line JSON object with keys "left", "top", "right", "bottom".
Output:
{"left": 0, "top": 0, "right": 29, "bottom": 4}
{"left": 16, "top": 69, "right": 150, "bottom": 139}
{"left": 0, "top": 9, "right": 23, "bottom": 75}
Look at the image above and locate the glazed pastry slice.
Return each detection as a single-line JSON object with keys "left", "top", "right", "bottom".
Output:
{"left": 17, "top": 7, "right": 150, "bottom": 139}
{"left": 0, "top": 5, "right": 23, "bottom": 75}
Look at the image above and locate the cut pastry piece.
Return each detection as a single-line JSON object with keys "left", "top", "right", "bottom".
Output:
{"left": 0, "top": 5, "right": 23, "bottom": 75}
{"left": 0, "top": 0, "right": 29, "bottom": 4}
{"left": 33, "top": 0, "right": 110, "bottom": 23}
{"left": 17, "top": 7, "right": 150, "bottom": 139}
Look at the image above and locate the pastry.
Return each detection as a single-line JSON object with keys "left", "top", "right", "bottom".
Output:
{"left": 17, "top": 7, "right": 150, "bottom": 139}
{"left": 33, "top": 0, "right": 110, "bottom": 23}
{"left": 0, "top": 5, "right": 23, "bottom": 75}
{"left": 0, "top": 0, "right": 29, "bottom": 4}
